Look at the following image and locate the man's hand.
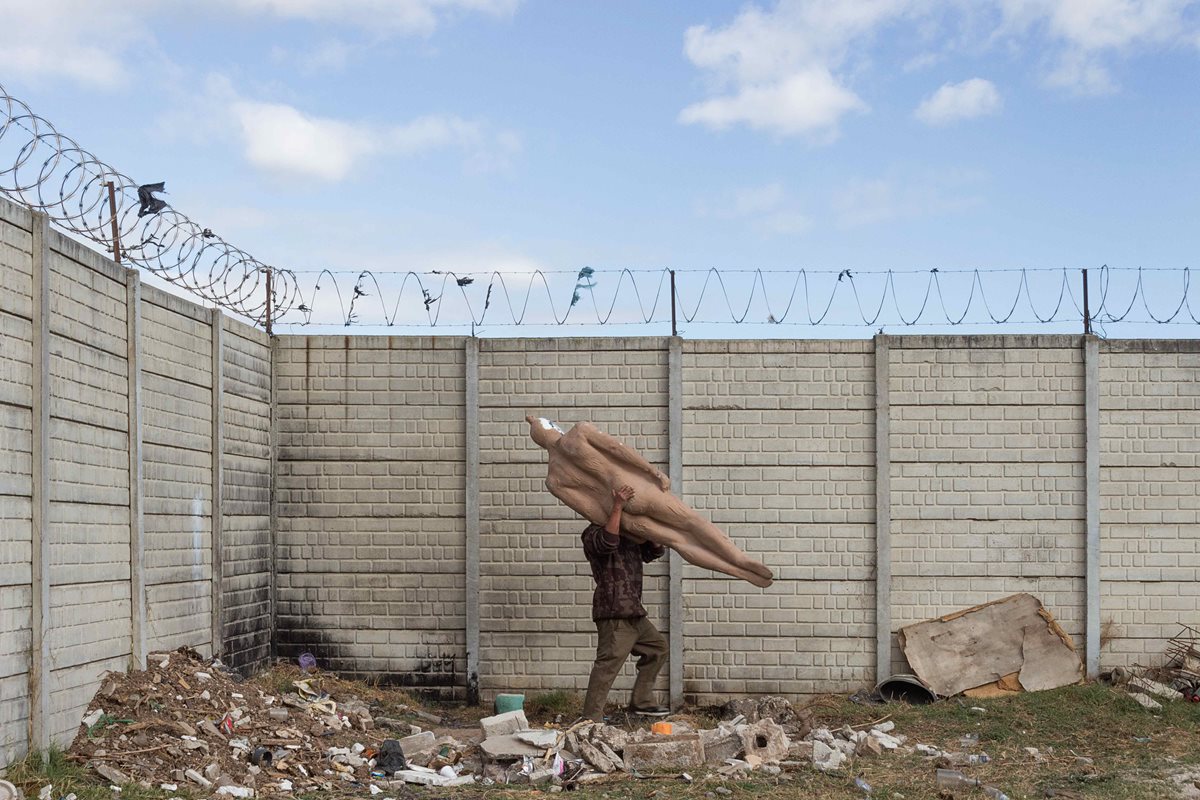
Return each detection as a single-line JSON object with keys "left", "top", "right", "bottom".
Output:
{"left": 613, "top": 484, "right": 635, "bottom": 508}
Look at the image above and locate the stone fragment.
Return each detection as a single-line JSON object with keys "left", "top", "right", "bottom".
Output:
{"left": 577, "top": 741, "right": 615, "bottom": 773}
{"left": 737, "top": 719, "right": 789, "bottom": 763}
{"left": 868, "top": 730, "right": 901, "bottom": 750}
{"left": 184, "top": 769, "right": 212, "bottom": 788}
{"left": 811, "top": 741, "right": 847, "bottom": 772}
{"left": 397, "top": 731, "right": 436, "bottom": 756}
{"left": 92, "top": 764, "right": 129, "bottom": 785}
{"left": 701, "top": 729, "right": 743, "bottom": 764}
{"left": 787, "top": 741, "right": 813, "bottom": 760}
{"left": 516, "top": 730, "right": 560, "bottom": 749}
{"left": 480, "top": 710, "right": 530, "bottom": 738}
{"left": 1128, "top": 692, "right": 1162, "bottom": 710}
{"left": 622, "top": 735, "right": 705, "bottom": 772}
{"left": 480, "top": 735, "right": 544, "bottom": 761}
{"left": 857, "top": 736, "right": 885, "bottom": 757}
{"left": 597, "top": 741, "right": 624, "bottom": 771}
{"left": 591, "top": 725, "right": 630, "bottom": 752}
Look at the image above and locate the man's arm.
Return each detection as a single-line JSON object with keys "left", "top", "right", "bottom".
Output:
{"left": 578, "top": 422, "right": 670, "bottom": 491}
{"left": 584, "top": 485, "right": 636, "bottom": 557}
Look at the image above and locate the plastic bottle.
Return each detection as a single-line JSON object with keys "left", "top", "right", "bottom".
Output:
{"left": 982, "top": 786, "right": 1010, "bottom": 800}
{"left": 854, "top": 776, "right": 872, "bottom": 795}
{"left": 935, "top": 769, "right": 981, "bottom": 790}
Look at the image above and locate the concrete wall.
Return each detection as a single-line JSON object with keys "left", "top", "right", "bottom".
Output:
{"left": 1100, "top": 341, "right": 1200, "bottom": 661}
{"left": 0, "top": 197, "right": 273, "bottom": 762}
{"left": 273, "top": 337, "right": 467, "bottom": 696}
{"left": 277, "top": 333, "right": 1200, "bottom": 707}
{"left": 478, "top": 339, "right": 670, "bottom": 701}
{"left": 6, "top": 191, "right": 1200, "bottom": 756}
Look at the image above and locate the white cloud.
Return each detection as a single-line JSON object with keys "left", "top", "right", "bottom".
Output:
{"left": 679, "top": 68, "right": 866, "bottom": 138}
{"left": 914, "top": 78, "right": 1002, "bottom": 125}
{"left": 219, "top": 0, "right": 519, "bottom": 35}
{"left": 678, "top": 0, "right": 916, "bottom": 140}
{"left": 998, "top": 0, "right": 1199, "bottom": 94}
{"left": 229, "top": 96, "right": 520, "bottom": 181}
{"left": 0, "top": 0, "right": 159, "bottom": 89}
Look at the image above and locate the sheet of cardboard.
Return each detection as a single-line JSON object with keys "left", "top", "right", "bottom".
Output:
{"left": 899, "top": 593, "right": 1083, "bottom": 697}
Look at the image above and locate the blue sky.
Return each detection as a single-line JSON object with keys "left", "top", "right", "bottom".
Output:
{"left": 2, "top": 1, "right": 1199, "bottom": 335}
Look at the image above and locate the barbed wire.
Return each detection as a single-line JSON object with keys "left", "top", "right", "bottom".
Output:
{"left": 274, "top": 265, "right": 1200, "bottom": 331}
{"left": 3, "top": 84, "right": 1195, "bottom": 334}
{"left": 0, "top": 83, "right": 295, "bottom": 323}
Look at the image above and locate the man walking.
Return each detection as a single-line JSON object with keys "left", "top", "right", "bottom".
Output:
{"left": 580, "top": 484, "right": 669, "bottom": 721}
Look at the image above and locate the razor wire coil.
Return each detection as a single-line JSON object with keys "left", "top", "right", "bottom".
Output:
{"left": 0, "top": 82, "right": 295, "bottom": 323}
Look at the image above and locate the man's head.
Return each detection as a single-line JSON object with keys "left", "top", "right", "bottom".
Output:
{"left": 526, "top": 414, "right": 565, "bottom": 449}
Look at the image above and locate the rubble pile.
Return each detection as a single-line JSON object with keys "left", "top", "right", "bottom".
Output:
{"left": 66, "top": 648, "right": 472, "bottom": 796}
{"left": 63, "top": 650, "right": 925, "bottom": 794}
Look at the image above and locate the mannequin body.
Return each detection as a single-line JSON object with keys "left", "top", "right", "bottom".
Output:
{"left": 527, "top": 415, "right": 773, "bottom": 588}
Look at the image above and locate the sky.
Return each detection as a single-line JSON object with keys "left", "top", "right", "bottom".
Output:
{"left": 2, "top": 0, "right": 1200, "bottom": 336}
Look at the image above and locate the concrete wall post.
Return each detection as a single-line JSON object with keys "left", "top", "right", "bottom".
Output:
{"left": 28, "top": 211, "right": 51, "bottom": 754}
{"left": 1084, "top": 335, "right": 1101, "bottom": 678}
{"left": 465, "top": 337, "right": 481, "bottom": 704}
{"left": 668, "top": 337, "right": 684, "bottom": 709}
{"left": 210, "top": 309, "right": 224, "bottom": 659}
{"left": 127, "top": 271, "right": 146, "bottom": 669}
{"left": 874, "top": 334, "right": 892, "bottom": 682}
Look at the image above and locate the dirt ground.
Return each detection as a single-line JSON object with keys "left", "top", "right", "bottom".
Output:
{"left": 5, "top": 659, "right": 1200, "bottom": 800}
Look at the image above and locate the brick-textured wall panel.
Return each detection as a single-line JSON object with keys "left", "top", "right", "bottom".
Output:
{"left": 1100, "top": 342, "right": 1200, "bottom": 663}
{"left": 140, "top": 290, "right": 214, "bottom": 655}
{"left": 221, "top": 319, "right": 272, "bottom": 673}
{"left": 889, "top": 340, "right": 1086, "bottom": 673}
{"left": 479, "top": 339, "right": 670, "bottom": 702}
{"left": 275, "top": 337, "right": 466, "bottom": 697}
{"left": 0, "top": 199, "right": 33, "bottom": 765}
{"left": 682, "top": 340, "right": 876, "bottom": 700}
{"left": 46, "top": 246, "right": 132, "bottom": 746}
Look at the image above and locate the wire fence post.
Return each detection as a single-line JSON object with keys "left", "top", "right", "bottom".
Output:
{"left": 265, "top": 267, "right": 274, "bottom": 336}
{"left": 105, "top": 181, "right": 122, "bottom": 264}
{"left": 1082, "top": 268, "right": 1091, "bottom": 335}
{"left": 670, "top": 269, "right": 677, "bottom": 336}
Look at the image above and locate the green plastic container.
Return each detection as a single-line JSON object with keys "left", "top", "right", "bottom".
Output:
{"left": 493, "top": 693, "right": 525, "bottom": 714}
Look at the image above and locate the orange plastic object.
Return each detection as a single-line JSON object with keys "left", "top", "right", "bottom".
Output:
{"left": 651, "top": 722, "right": 672, "bottom": 735}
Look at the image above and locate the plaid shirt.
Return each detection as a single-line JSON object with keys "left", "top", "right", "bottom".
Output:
{"left": 581, "top": 523, "right": 665, "bottom": 620}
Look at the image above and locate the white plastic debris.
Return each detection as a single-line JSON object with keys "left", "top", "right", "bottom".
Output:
{"left": 215, "top": 787, "right": 253, "bottom": 798}
{"left": 82, "top": 709, "right": 105, "bottom": 728}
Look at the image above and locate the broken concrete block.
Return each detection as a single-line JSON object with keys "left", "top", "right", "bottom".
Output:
{"left": 701, "top": 728, "right": 743, "bottom": 764}
{"left": 868, "top": 730, "right": 901, "bottom": 750}
{"left": 597, "top": 741, "right": 624, "bottom": 771}
{"left": 591, "top": 724, "right": 630, "bottom": 752}
{"left": 577, "top": 741, "right": 616, "bottom": 773}
{"left": 480, "top": 735, "right": 544, "bottom": 761}
{"left": 738, "top": 719, "right": 789, "bottom": 763}
{"left": 622, "top": 735, "right": 705, "bottom": 772}
{"left": 811, "top": 741, "right": 847, "bottom": 772}
{"left": 857, "top": 736, "right": 885, "bottom": 757}
{"left": 479, "top": 710, "right": 529, "bottom": 738}
{"left": 788, "top": 741, "right": 813, "bottom": 760}
{"left": 1128, "top": 691, "right": 1162, "bottom": 710}
{"left": 516, "top": 730, "right": 560, "bottom": 749}
{"left": 93, "top": 764, "right": 130, "bottom": 785}
{"left": 396, "top": 730, "right": 436, "bottom": 756}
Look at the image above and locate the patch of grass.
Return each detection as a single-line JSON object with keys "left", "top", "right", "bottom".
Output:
{"left": 525, "top": 690, "right": 583, "bottom": 721}
{"left": 3, "top": 748, "right": 188, "bottom": 800}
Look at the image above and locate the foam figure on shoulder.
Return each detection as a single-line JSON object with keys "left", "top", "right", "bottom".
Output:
{"left": 526, "top": 415, "right": 773, "bottom": 588}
